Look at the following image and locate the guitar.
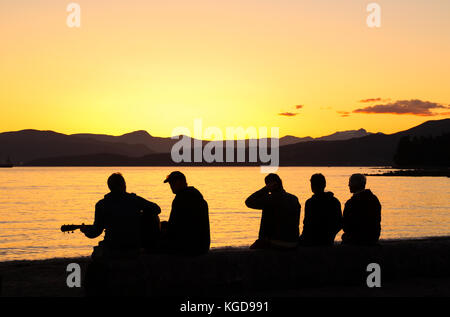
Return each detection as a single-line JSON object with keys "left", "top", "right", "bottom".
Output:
{"left": 61, "top": 224, "right": 89, "bottom": 233}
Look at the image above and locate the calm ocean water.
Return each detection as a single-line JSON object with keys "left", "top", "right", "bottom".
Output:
{"left": 0, "top": 166, "right": 449, "bottom": 261}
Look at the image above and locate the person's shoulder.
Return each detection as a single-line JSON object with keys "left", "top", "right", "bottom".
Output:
{"left": 367, "top": 189, "right": 379, "bottom": 198}
{"left": 361, "top": 189, "right": 379, "bottom": 200}
{"left": 128, "top": 192, "right": 154, "bottom": 205}
{"left": 285, "top": 191, "right": 300, "bottom": 202}
{"left": 186, "top": 186, "right": 204, "bottom": 198}
{"left": 328, "top": 193, "right": 341, "bottom": 204}
{"left": 127, "top": 192, "right": 141, "bottom": 200}
{"left": 189, "top": 186, "right": 202, "bottom": 193}
{"left": 95, "top": 197, "right": 106, "bottom": 209}
{"left": 344, "top": 195, "right": 354, "bottom": 206}
{"left": 366, "top": 190, "right": 381, "bottom": 204}
{"left": 124, "top": 192, "right": 139, "bottom": 202}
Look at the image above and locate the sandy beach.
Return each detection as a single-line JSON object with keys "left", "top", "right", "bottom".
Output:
{"left": 1, "top": 237, "right": 450, "bottom": 297}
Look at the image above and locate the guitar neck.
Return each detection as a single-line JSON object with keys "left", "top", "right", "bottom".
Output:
{"left": 60, "top": 224, "right": 84, "bottom": 232}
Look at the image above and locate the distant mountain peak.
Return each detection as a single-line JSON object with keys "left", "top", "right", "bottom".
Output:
{"left": 278, "top": 128, "right": 371, "bottom": 146}
{"left": 315, "top": 128, "right": 371, "bottom": 141}
{"left": 282, "top": 135, "right": 312, "bottom": 140}
{"left": 121, "top": 130, "right": 152, "bottom": 137}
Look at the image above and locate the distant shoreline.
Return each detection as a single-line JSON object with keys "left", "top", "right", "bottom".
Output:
{"left": 366, "top": 168, "right": 450, "bottom": 177}
{"left": 6, "top": 165, "right": 450, "bottom": 178}
{"left": 16, "top": 164, "right": 394, "bottom": 167}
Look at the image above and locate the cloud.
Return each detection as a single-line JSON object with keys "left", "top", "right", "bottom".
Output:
{"left": 337, "top": 111, "right": 350, "bottom": 117}
{"left": 278, "top": 112, "right": 298, "bottom": 117}
{"left": 359, "top": 98, "right": 390, "bottom": 103}
{"left": 278, "top": 104, "right": 304, "bottom": 117}
{"left": 353, "top": 99, "right": 450, "bottom": 116}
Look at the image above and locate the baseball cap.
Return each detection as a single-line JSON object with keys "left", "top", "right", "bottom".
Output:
{"left": 163, "top": 171, "right": 186, "bottom": 183}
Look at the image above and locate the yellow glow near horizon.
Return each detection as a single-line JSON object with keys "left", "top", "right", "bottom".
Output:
{"left": 1, "top": 0, "right": 449, "bottom": 138}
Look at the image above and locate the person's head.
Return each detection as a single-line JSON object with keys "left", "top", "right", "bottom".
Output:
{"left": 107, "top": 173, "right": 126, "bottom": 193}
{"left": 349, "top": 173, "right": 366, "bottom": 193}
{"left": 164, "top": 171, "right": 187, "bottom": 194}
{"left": 264, "top": 173, "right": 283, "bottom": 192}
{"left": 310, "top": 173, "right": 326, "bottom": 194}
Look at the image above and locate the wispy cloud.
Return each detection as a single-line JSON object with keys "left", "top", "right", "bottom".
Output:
{"left": 278, "top": 112, "right": 298, "bottom": 117}
{"left": 337, "top": 111, "right": 350, "bottom": 117}
{"left": 353, "top": 99, "right": 450, "bottom": 116}
{"left": 278, "top": 104, "right": 304, "bottom": 117}
{"left": 359, "top": 98, "right": 390, "bottom": 103}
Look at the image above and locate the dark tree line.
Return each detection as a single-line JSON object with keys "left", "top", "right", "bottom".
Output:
{"left": 394, "top": 133, "right": 450, "bottom": 167}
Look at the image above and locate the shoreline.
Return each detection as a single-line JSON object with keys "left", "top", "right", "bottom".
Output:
{"left": 366, "top": 168, "right": 450, "bottom": 177}
{"left": 1, "top": 236, "right": 450, "bottom": 297}
{"left": 1, "top": 235, "right": 447, "bottom": 264}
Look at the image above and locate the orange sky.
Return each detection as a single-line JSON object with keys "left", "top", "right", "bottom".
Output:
{"left": 1, "top": 0, "right": 449, "bottom": 138}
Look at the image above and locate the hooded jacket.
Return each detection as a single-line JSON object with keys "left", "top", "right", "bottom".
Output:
{"left": 300, "top": 191, "right": 342, "bottom": 246}
{"left": 342, "top": 189, "right": 381, "bottom": 245}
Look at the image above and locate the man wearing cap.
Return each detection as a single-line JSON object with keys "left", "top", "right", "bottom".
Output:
{"left": 245, "top": 173, "right": 301, "bottom": 249}
{"left": 161, "top": 171, "right": 210, "bottom": 255}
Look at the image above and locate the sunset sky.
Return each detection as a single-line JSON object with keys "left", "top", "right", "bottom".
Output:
{"left": 1, "top": 0, "right": 450, "bottom": 138}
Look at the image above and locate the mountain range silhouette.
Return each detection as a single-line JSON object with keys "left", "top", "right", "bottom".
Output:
{"left": 1, "top": 119, "right": 449, "bottom": 166}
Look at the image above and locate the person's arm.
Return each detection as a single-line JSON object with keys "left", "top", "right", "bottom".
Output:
{"left": 369, "top": 195, "right": 382, "bottom": 237}
{"left": 333, "top": 199, "right": 343, "bottom": 234}
{"left": 134, "top": 195, "right": 161, "bottom": 215}
{"left": 132, "top": 195, "right": 162, "bottom": 245}
{"left": 301, "top": 199, "right": 311, "bottom": 236}
{"left": 245, "top": 187, "right": 270, "bottom": 209}
{"left": 375, "top": 196, "right": 382, "bottom": 222}
{"left": 190, "top": 197, "right": 211, "bottom": 252}
{"left": 80, "top": 201, "right": 105, "bottom": 239}
{"left": 294, "top": 197, "right": 301, "bottom": 238}
{"left": 341, "top": 200, "right": 356, "bottom": 242}
{"left": 167, "top": 199, "right": 182, "bottom": 241}
{"left": 295, "top": 197, "right": 301, "bottom": 226}
{"left": 342, "top": 201, "right": 351, "bottom": 231}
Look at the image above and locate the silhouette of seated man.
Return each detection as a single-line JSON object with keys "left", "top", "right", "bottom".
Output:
{"left": 80, "top": 173, "right": 161, "bottom": 258}
{"left": 298, "top": 173, "right": 342, "bottom": 246}
{"left": 159, "top": 171, "right": 210, "bottom": 255}
{"left": 341, "top": 173, "right": 381, "bottom": 246}
{"left": 245, "top": 173, "right": 300, "bottom": 250}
